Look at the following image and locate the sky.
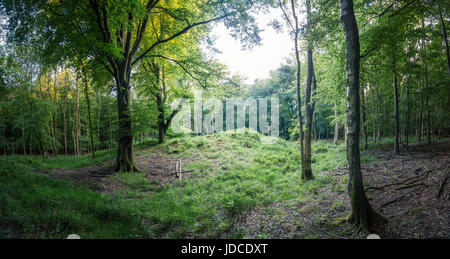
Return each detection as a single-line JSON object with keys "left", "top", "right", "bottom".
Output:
{"left": 205, "top": 8, "right": 295, "bottom": 84}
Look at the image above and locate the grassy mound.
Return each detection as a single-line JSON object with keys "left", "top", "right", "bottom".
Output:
{"left": 0, "top": 131, "right": 377, "bottom": 238}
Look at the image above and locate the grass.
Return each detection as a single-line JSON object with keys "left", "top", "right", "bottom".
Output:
{"left": 0, "top": 130, "right": 383, "bottom": 239}
{"left": 0, "top": 156, "right": 148, "bottom": 238}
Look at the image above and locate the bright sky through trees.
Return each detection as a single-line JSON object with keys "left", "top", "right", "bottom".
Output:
{"left": 207, "top": 8, "right": 296, "bottom": 83}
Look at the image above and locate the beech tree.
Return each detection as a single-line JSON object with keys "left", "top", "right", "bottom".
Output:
{"left": 339, "top": 0, "right": 385, "bottom": 233}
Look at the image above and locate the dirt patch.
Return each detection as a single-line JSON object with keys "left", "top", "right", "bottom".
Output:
{"left": 38, "top": 161, "right": 120, "bottom": 193}
{"left": 136, "top": 150, "right": 197, "bottom": 184}
{"left": 38, "top": 150, "right": 197, "bottom": 193}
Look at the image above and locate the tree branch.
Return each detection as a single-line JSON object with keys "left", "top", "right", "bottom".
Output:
{"left": 132, "top": 12, "right": 235, "bottom": 66}
{"left": 147, "top": 55, "right": 207, "bottom": 89}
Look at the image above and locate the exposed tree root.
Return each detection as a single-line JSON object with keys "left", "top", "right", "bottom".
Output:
{"left": 365, "top": 170, "right": 430, "bottom": 191}
{"left": 435, "top": 174, "right": 449, "bottom": 199}
{"left": 395, "top": 182, "right": 425, "bottom": 191}
{"left": 380, "top": 186, "right": 422, "bottom": 208}
{"left": 348, "top": 204, "right": 386, "bottom": 235}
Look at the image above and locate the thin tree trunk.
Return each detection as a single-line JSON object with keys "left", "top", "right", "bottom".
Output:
{"left": 157, "top": 93, "right": 166, "bottom": 144}
{"left": 283, "top": 0, "right": 305, "bottom": 178}
{"left": 419, "top": 80, "right": 424, "bottom": 142}
{"left": 333, "top": 103, "right": 339, "bottom": 145}
{"left": 97, "top": 91, "right": 102, "bottom": 149}
{"left": 339, "top": 0, "right": 385, "bottom": 233}
{"left": 405, "top": 75, "right": 411, "bottom": 150}
{"left": 53, "top": 70, "right": 59, "bottom": 156}
{"left": 361, "top": 85, "right": 368, "bottom": 150}
{"left": 83, "top": 72, "right": 96, "bottom": 158}
{"left": 393, "top": 63, "right": 400, "bottom": 154}
{"left": 303, "top": 0, "right": 315, "bottom": 180}
{"left": 63, "top": 89, "right": 68, "bottom": 156}
{"left": 422, "top": 18, "right": 432, "bottom": 144}
{"left": 76, "top": 80, "right": 81, "bottom": 156}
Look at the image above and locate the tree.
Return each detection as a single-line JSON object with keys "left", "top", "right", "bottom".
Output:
{"left": 303, "top": 0, "right": 317, "bottom": 180}
{"left": 339, "top": 0, "right": 384, "bottom": 233}
{"left": 278, "top": 0, "right": 306, "bottom": 179}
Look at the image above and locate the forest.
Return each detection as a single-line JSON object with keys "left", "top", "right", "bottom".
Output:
{"left": 0, "top": 0, "right": 449, "bottom": 240}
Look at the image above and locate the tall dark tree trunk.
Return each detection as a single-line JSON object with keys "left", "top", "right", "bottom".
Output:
{"left": 422, "top": 19, "right": 432, "bottom": 145}
{"left": 333, "top": 103, "right": 339, "bottom": 145}
{"left": 405, "top": 76, "right": 411, "bottom": 150}
{"left": 425, "top": 75, "right": 431, "bottom": 145}
{"left": 303, "top": 0, "right": 315, "bottom": 180}
{"left": 393, "top": 63, "right": 400, "bottom": 154}
{"left": 419, "top": 80, "right": 424, "bottom": 141}
{"left": 437, "top": 1, "right": 450, "bottom": 77}
{"left": 339, "top": 0, "right": 385, "bottom": 233}
{"left": 84, "top": 72, "right": 96, "bottom": 158}
{"left": 157, "top": 93, "right": 167, "bottom": 144}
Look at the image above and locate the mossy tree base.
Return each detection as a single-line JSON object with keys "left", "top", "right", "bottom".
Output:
{"left": 347, "top": 188, "right": 386, "bottom": 234}
{"left": 116, "top": 144, "right": 141, "bottom": 173}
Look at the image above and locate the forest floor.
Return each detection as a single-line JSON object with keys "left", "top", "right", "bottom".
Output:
{"left": 236, "top": 141, "right": 450, "bottom": 239}
{"left": 1, "top": 132, "right": 449, "bottom": 239}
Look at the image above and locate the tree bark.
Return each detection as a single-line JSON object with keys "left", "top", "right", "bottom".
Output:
{"left": 405, "top": 75, "right": 411, "bottom": 150}
{"left": 115, "top": 66, "right": 140, "bottom": 172}
{"left": 422, "top": 19, "right": 432, "bottom": 145}
{"left": 333, "top": 103, "right": 339, "bottom": 145}
{"left": 339, "top": 0, "right": 385, "bottom": 234}
{"left": 419, "top": 80, "right": 424, "bottom": 141}
{"left": 437, "top": 1, "right": 450, "bottom": 77}
{"left": 84, "top": 72, "right": 96, "bottom": 158}
{"left": 361, "top": 85, "right": 368, "bottom": 150}
{"left": 157, "top": 93, "right": 167, "bottom": 144}
{"left": 75, "top": 78, "right": 81, "bottom": 156}
{"left": 393, "top": 63, "right": 400, "bottom": 154}
{"left": 303, "top": 0, "right": 315, "bottom": 180}
{"left": 282, "top": 0, "right": 305, "bottom": 178}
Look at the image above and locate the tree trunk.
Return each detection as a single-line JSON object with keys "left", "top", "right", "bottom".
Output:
{"left": 419, "top": 81, "right": 424, "bottom": 141}
{"left": 115, "top": 67, "right": 140, "bottom": 173}
{"left": 333, "top": 103, "right": 339, "bottom": 145}
{"left": 422, "top": 19, "right": 432, "bottom": 145}
{"left": 393, "top": 66, "right": 400, "bottom": 154}
{"left": 75, "top": 80, "right": 81, "bottom": 156}
{"left": 84, "top": 72, "right": 95, "bottom": 158}
{"left": 157, "top": 93, "right": 167, "bottom": 144}
{"left": 405, "top": 75, "right": 411, "bottom": 150}
{"left": 437, "top": 1, "right": 450, "bottom": 77}
{"left": 303, "top": 0, "right": 315, "bottom": 180}
{"left": 426, "top": 75, "right": 431, "bottom": 145}
{"left": 361, "top": 86, "right": 368, "bottom": 150}
{"left": 50, "top": 70, "right": 58, "bottom": 157}
{"left": 339, "top": 0, "right": 385, "bottom": 234}
{"left": 288, "top": 0, "right": 305, "bottom": 178}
